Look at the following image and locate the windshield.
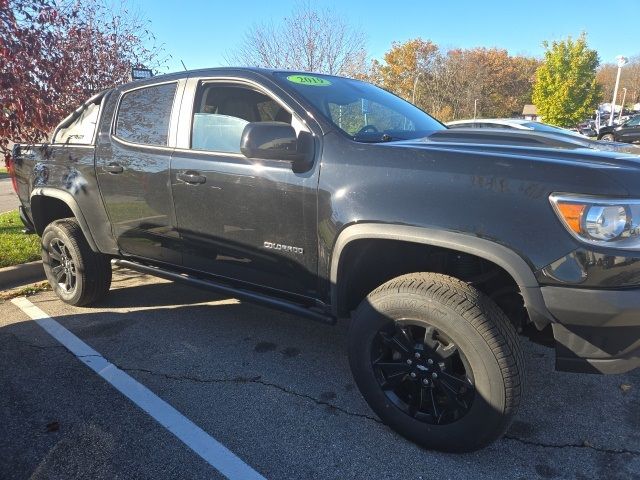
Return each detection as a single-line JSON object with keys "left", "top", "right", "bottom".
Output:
{"left": 276, "top": 73, "right": 445, "bottom": 142}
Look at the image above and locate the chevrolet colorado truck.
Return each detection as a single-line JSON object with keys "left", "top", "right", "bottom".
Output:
{"left": 8, "top": 68, "right": 640, "bottom": 452}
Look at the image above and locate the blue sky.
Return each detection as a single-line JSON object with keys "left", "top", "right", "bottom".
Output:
{"left": 137, "top": 0, "right": 637, "bottom": 73}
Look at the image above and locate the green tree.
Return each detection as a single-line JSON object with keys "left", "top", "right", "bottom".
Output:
{"left": 532, "top": 34, "right": 600, "bottom": 127}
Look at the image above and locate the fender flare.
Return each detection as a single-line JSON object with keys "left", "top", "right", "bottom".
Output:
{"left": 329, "top": 223, "right": 554, "bottom": 328}
{"left": 30, "top": 187, "right": 99, "bottom": 252}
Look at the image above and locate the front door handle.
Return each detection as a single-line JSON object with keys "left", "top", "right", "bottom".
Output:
{"left": 177, "top": 171, "right": 206, "bottom": 185}
{"left": 103, "top": 163, "right": 124, "bottom": 174}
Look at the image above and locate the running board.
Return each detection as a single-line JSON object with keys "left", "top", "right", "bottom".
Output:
{"left": 113, "top": 259, "right": 336, "bottom": 325}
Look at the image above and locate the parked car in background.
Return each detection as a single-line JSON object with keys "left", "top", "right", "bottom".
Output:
{"left": 576, "top": 118, "right": 598, "bottom": 137}
{"left": 597, "top": 114, "right": 640, "bottom": 144}
{"left": 447, "top": 118, "right": 586, "bottom": 138}
{"left": 446, "top": 118, "right": 639, "bottom": 155}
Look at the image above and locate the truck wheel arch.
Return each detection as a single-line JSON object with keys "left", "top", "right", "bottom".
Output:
{"left": 30, "top": 188, "right": 99, "bottom": 252}
{"left": 329, "top": 223, "right": 554, "bottom": 328}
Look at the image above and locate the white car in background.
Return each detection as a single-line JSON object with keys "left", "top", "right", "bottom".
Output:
{"left": 446, "top": 118, "right": 586, "bottom": 138}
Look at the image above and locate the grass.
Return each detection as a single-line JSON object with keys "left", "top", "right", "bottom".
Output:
{"left": 0, "top": 210, "right": 41, "bottom": 268}
{"left": 0, "top": 166, "right": 7, "bottom": 178}
{"left": 0, "top": 281, "right": 51, "bottom": 301}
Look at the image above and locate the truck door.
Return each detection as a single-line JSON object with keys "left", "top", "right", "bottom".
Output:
{"left": 623, "top": 115, "right": 640, "bottom": 143}
{"left": 170, "top": 78, "right": 320, "bottom": 299}
{"left": 96, "top": 81, "right": 184, "bottom": 264}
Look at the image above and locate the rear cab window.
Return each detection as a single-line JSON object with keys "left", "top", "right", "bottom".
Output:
{"left": 54, "top": 100, "right": 102, "bottom": 144}
{"left": 114, "top": 82, "right": 177, "bottom": 146}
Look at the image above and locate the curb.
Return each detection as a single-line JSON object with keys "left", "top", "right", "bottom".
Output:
{"left": 0, "top": 261, "right": 45, "bottom": 290}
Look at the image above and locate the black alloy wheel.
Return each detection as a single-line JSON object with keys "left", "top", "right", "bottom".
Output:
{"left": 47, "top": 237, "right": 78, "bottom": 294}
{"left": 41, "top": 218, "right": 112, "bottom": 306}
{"left": 372, "top": 321, "right": 475, "bottom": 425}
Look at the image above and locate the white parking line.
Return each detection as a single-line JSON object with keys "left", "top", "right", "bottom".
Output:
{"left": 11, "top": 297, "right": 266, "bottom": 480}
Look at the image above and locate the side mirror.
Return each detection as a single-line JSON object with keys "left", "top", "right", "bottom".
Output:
{"left": 240, "top": 121, "right": 314, "bottom": 172}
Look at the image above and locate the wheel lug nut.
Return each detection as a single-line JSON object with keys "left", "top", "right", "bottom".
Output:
{"left": 410, "top": 372, "right": 417, "bottom": 378}
{"left": 432, "top": 372, "right": 438, "bottom": 379}
{"left": 427, "top": 358, "right": 433, "bottom": 365}
{"left": 414, "top": 352, "right": 421, "bottom": 359}
{"left": 422, "top": 378, "right": 429, "bottom": 385}
{"left": 406, "top": 359, "right": 412, "bottom": 365}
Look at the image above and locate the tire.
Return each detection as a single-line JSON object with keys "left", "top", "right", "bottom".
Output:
{"left": 348, "top": 272, "right": 524, "bottom": 452}
{"left": 600, "top": 133, "right": 615, "bottom": 142}
{"left": 41, "top": 218, "right": 112, "bottom": 306}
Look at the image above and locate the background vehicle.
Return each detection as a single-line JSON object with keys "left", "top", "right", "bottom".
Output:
{"left": 9, "top": 68, "right": 640, "bottom": 452}
{"left": 597, "top": 114, "right": 640, "bottom": 143}
{"left": 446, "top": 118, "right": 586, "bottom": 138}
{"left": 446, "top": 117, "right": 639, "bottom": 155}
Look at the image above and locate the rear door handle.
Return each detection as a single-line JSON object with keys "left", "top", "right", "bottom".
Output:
{"left": 177, "top": 171, "right": 206, "bottom": 185}
{"left": 103, "top": 163, "right": 124, "bottom": 174}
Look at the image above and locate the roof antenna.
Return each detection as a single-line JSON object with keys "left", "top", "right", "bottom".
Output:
{"left": 180, "top": 60, "right": 188, "bottom": 71}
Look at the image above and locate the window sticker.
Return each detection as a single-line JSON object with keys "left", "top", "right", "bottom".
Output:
{"left": 286, "top": 75, "right": 331, "bottom": 86}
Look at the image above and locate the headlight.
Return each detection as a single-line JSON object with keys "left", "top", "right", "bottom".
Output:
{"left": 550, "top": 194, "right": 640, "bottom": 249}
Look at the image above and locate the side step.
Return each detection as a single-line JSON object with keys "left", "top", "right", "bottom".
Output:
{"left": 113, "top": 259, "right": 336, "bottom": 325}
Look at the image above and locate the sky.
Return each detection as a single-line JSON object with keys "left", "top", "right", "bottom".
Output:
{"left": 136, "top": 0, "right": 637, "bottom": 74}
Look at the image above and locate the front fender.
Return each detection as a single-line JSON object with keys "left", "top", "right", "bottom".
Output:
{"left": 329, "top": 223, "right": 554, "bottom": 328}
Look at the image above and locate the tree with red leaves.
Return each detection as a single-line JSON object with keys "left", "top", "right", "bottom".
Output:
{"left": 0, "top": 0, "right": 166, "bottom": 160}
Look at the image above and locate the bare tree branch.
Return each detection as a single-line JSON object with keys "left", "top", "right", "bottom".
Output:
{"left": 226, "top": 1, "right": 368, "bottom": 77}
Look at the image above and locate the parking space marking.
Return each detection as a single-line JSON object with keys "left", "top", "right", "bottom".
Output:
{"left": 11, "top": 297, "right": 266, "bottom": 480}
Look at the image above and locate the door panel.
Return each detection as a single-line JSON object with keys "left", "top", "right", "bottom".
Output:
{"left": 96, "top": 82, "right": 182, "bottom": 263}
{"left": 97, "top": 139, "right": 181, "bottom": 263}
{"left": 170, "top": 80, "right": 320, "bottom": 298}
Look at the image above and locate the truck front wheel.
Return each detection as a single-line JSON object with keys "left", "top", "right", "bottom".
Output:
{"left": 348, "top": 272, "right": 524, "bottom": 452}
{"left": 41, "top": 219, "right": 112, "bottom": 306}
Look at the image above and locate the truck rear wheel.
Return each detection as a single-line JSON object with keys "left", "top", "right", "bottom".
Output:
{"left": 41, "top": 219, "right": 112, "bottom": 306}
{"left": 348, "top": 272, "right": 524, "bottom": 452}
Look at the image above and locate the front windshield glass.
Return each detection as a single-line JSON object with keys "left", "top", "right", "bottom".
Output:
{"left": 276, "top": 73, "right": 445, "bottom": 142}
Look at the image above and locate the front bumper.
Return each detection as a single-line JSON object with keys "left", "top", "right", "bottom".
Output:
{"left": 542, "top": 286, "right": 640, "bottom": 374}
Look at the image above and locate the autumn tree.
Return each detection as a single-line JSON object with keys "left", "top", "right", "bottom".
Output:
{"left": 370, "top": 39, "right": 539, "bottom": 121}
{"left": 597, "top": 56, "right": 640, "bottom": 108}
{"left": 1, "top": 0, "right": 166, "bottom": 159}
{"left": 227, "top": 1, "right": 367, "bottom": 77}
{"left": 532, "top": 34, "right": 600, "bottom": 127}
{"left": 371, "top": 38, "right": 440, "bottom": 103}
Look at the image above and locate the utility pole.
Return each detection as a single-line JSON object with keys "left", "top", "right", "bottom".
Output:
{"left": 474, "top": 99, "right": 478, "bottom": 119}
{"left": 609, "top": 55, "right": 628, "bottom": 126}
{"left": 618, "top": 88, "right": 627, "bottom": 122}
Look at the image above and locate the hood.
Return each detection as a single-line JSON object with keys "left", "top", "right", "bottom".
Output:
{"left": 393, "top": 128, "right": 640, "bottom": 161}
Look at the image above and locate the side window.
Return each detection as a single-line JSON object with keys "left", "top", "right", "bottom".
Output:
{"left": 55, "top": 101, "right": 101, "bottom": 144}
{"left": 115, "top": 83, "right": 177, "bottom": 146}
{"left": 625, "top": 116, "right": 640, "bottom": 127}
{"left": 191, "top": 84, "right": 292, "bottom": 154}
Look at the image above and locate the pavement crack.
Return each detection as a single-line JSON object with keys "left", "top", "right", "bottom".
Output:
{"left": 503, "top": 434, "right": 640, "bottom": 456}
{"left": 120, "top": 366, "right": 382, "bottom": 424}
{"left": 3, "top": 333, "right": 65, "bottom": 351}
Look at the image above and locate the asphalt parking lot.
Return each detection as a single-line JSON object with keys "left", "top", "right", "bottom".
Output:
{"left": 1, "top": 268, "right": 639, "bottom": 480}
{"left": 0, "top": 177, "right": 20, "bottom": 213}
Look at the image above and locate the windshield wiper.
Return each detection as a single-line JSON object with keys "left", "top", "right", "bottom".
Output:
{"left": 354, "top": 133, "right": 394, "bottom": 143}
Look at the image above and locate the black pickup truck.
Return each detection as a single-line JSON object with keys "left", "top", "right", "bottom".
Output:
{"left": 8, "top": 68, "right": 640, "bottom": 452}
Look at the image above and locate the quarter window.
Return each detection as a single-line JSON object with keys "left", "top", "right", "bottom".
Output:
{"left": 115, "top": 83, "right": 177, "bottom": 146}
{"left": 54, "top": 101, "right": 101, "bottom": 144}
